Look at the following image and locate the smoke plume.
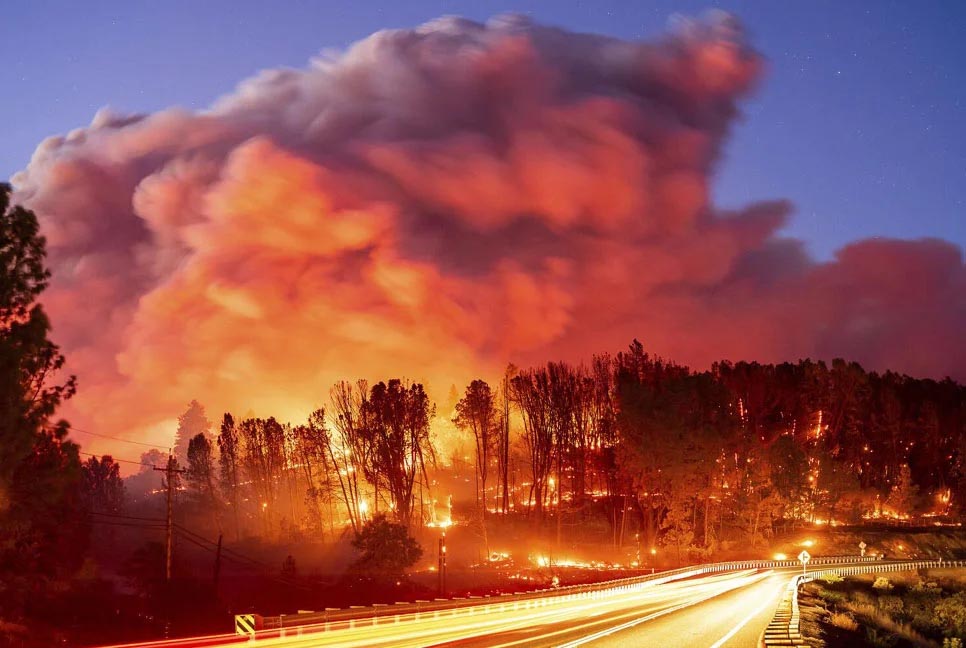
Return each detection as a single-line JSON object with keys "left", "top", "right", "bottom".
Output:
{"left": 12, "top": 13, "right": 966, "bottom": 453}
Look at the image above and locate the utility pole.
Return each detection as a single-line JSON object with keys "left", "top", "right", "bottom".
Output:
{"left": 154, "top": 454, "right": 187, "bottom": 581}
{"left": 213, "top": 533, "right": 223, "bottom": 593}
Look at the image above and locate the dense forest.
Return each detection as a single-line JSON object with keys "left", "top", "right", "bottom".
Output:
{"left": 117, "top": 339, "right": 963, "bottom": 565}
{"left": 2, "top": 182, "right": 965, "bottom": 644}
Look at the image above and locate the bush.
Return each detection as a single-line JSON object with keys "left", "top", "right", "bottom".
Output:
{"left": 865, "top": 627, "right": 897, "bottom": 647}
{"left": 872, "top": 576, "right": 894, "bottom": 591}
{"left": 934, "top": 592, "right": 966, "bottom": 637}
{"left": 877, "top": 595, "right": 904, "bottom": 617}
{"left": 829, "top": 611, "right": 859, "bottom": 631}
{"left": 818, "top": 589, "right": 845, "bottom": 604}
{"left": 943, "top": 638, "right": 963, "bottom": 648}
{"left": 852, "top": 590, "right": 874, "bottom": 606}
{"left": 349, "top": 514, "right": 423, "bottom": 578}
{"left": 819, "top": 572, "right": 844, "bottom": 584}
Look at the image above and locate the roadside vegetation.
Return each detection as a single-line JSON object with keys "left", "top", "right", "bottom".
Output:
{"left": 800, "top": 570, "right": 966, "bottom": 647}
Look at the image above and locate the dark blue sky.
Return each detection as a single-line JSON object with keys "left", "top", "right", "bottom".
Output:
{"left": 3, "top": 0, "right": 964, "bottom": 258}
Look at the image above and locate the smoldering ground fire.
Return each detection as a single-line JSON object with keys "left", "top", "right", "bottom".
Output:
{"left": 11, "top": 12, "right": 966, "bottom": 452}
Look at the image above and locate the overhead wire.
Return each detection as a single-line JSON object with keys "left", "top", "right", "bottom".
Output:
{"left": 79, "top": 451, "right": 160, "bottom": 469}
{"left": 62, "top": 424, "right": 171, "bottom": 450}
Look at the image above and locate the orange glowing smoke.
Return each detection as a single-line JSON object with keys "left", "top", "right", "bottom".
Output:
{"left": 11, "top": 13, "right": 966, "bottom": 457}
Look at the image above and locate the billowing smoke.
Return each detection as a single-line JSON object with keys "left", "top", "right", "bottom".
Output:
{"left": 11, "top": 13, "right": 966, "bottom": 452}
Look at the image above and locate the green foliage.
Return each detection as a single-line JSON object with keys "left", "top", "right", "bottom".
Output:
{"left": 349, "top": 513, "right": 423, "bottom": 578}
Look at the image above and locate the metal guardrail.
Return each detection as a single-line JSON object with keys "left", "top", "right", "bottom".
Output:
{"left": 251, "top": 554, "right": 882, "bottom": 633}
{"left": 759, "top": 559, "right": 966, "bottom": 647}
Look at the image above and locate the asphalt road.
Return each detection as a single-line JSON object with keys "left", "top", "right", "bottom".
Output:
{"left": 103, "top": 562, "right": 888, "bottom": 648}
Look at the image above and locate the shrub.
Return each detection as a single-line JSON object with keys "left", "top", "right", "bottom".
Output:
{"left": 934, "top": 592, "right": 966, "bottom": 637}
{"left": 873, "top": 576, "right": 894, "bottom": 591}
{"left": 852, "top": 590, "right": 874, "bottom": 606}
{"left": 865, "top": 627, "right": 897, "bottom": 647}
{"left": 820, "top": 571, "right": 844, "bottom": 584}
{"left": 943, "top": 638, "right": 963, "bottom": 648}
{"left": 829, "top": 611, "right": 859, "bottom": 631}
{"left": 877, "top": 595, "right": 904, "bottom": 617}
{"left": 819, "top": 589, "right": 845, "bottom": 604}
{"left": 349, "top": 514, "right": 423, "bottom": 578}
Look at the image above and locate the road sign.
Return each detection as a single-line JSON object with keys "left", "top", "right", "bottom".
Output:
{"left": 235, "top": 614, "right": 256, "bottom": 638}
{"left": 859, "top": 541, "right": 867, "bottom": 557}
{"left": 798, "top": 550, "right": 810, "bottom": 575}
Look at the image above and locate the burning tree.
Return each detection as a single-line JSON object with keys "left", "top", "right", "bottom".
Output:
{"left": 239, "top": 417, "right": 287, "bottom": 535}
{"left": 216, "top": 413, "right": 242, "bottom": 539}
{"left": 454, "top": 379, "right": 498, "bottom": 552}
{"left": 359, "top": 380, "right": 435, "bottom": 529}
{"left": 329, "top": 380, "right": 369, "bottom": 532}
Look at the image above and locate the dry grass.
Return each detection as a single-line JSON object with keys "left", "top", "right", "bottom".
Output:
{"left": 828, "top": 611, "right": 860, "bottom": 631}
{"left": 843, "top": 601, "right": 934, "bottom": 647}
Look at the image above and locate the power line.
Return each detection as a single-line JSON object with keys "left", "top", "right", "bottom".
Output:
{"left": 65, "top": 424, "right": 170, "bottom": 450}
{"left": 172, "top": 524, "right": 276, "bottom": 570}
{"left": 90, "top": 511, "right": 166, "bottom": 524}
{"left": 89, "top": 519, "right": 166, "bottom": 530}
{"left": 79, "top": 451, "right": 159, "bottom": 469}
{"left": 172, "top": 529, "right": 309, "bottom": 590}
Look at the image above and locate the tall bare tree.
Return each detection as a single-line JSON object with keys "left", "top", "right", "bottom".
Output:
{"left": 330, "top": 381, "right": 369, "bottom": 532}
{"left": 360, "top": 380, "right": 434, "bottom": 529}
{"left": 454, "top": 379, "right": 498, "bottom": 552}
{"left": 216, "top": 413, "right": 241, "bottom": 539}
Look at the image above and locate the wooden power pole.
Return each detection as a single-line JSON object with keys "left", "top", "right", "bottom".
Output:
{"left": 154, "top": 454, "right": 187, "bottom": 581}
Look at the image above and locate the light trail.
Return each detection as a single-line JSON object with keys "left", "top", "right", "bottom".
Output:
{"left": 101, "top": 560, "right": 928, "bottom": 648}
{"left": 101, "top": 569, "right": 768, "bottom": 648}
{"left": 707, "top": 580, "right": 786, "bottom": 648}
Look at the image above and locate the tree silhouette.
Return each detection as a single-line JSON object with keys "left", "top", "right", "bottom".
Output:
{"left": 173, "top": 400, "right": 211, "bottom": 467}
{"left": 216, "top": 413, "right": 241, "bottom": 539}
{"left": 349, "top": 513, "right": 422, "bottom": 578}
{"left": 0, "top": 184, "right": 84, "bottom": 624}
{"left": 454, "top": 379, "right": 498, "bottom": 550}
{"left": 81, "top": 455, "right": 125, "bottom": 515}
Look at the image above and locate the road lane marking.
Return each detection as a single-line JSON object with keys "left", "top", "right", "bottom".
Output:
{"left": 555, "top": 572, "right": 771, "bottom": 648}
{"left": 707, "top": 580, "right": 786, "bottom": 648}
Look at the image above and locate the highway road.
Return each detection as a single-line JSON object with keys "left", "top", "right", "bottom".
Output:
{"left": 105, "top": 565, "right": 808, "bottom": 648}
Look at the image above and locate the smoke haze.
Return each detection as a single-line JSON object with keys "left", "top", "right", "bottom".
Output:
{"left": 11, "top": 13, "right": 966, "bottom": 453}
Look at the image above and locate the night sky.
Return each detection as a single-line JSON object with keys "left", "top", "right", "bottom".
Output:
{"left": 3, "top": 1, "right": 964, "bottom": 259}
